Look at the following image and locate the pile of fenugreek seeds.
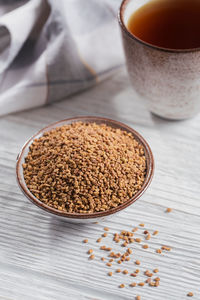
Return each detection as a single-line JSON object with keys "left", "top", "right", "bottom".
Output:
{"left": 23, "top": 122, "right": 146, "bottom": 213}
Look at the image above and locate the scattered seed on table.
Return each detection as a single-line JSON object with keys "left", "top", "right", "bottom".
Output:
{"left": 101, "top": 257, "right": 105, "bottom": 261}
{"left": 146, "top": 234, "right": 151, "bottom": 240}
{"left": 154, "top": 277, "right": 160, "bottom": 282}
{"left": 88, "top": 249, "right": 93, "bottom": 254}
{"left": 119, "top": 284, "right": 125, "bottom": 288}
{"left": 153, "top": 230, "right": 159, "bottom": 236}
{"left": 187, "top": 292, "right": 194, "bottom": 297}
{"left": 130, "top": 273, "right": 137, "bottom": 277}
{"left": 109, "top": 259, "right": 114, "bottom": 262}
{"left": 104, "top": 227, "right": 109, "bottom": 231}
{"left": 116, "top": 269, "right": 121, "bottom": 273}
{"left": 117, "top": 260, "right": 122, "bottom": 264}
{"left": 106, "top": 247, "right": 112, "bottom": 251}
{"left": 108, "top": 272, "right": 113, "bottom": 276}
{"left": 100, "top": 246, "right": 106, "bottom": 250}
{"left": 146, "top": 278, "right": 151, "bottom": 284}
{"left": 127, "top": 248, "right": 132, "bottom": 254}
{"left": 138, "top": 282, "right": 145, "bottom": 286}
{"left": 125, "top": 257, "right": 130, "bottom": 261}
{"left": 153, "top": 269, "right": 159, "bottom": 273}
{"left": 130, "top": 282, "right": 137, "bottom": 287}
{"left": 83, "top": 239, "right": 88, "bottom": 243}
{"left": 123, "top": 269, "right": 129, "bottom": 275}
{"left": 106, "top": 263, "right": 112, "bottom": 267}
{"left": 135, "top": 260, "right": 141, "bottom": 265}
{"left": 132, "top": 227, "right": 138, "bottom": 232}
{"left": 156, "top": 249, "right": 162, "bottom": 254}
{"left": 144, "top": 230, "right": 149, "bottom": 234}
{"left": 161, "top": 246, "right": 171, "bottom": 251}
{"left": 166, "top": 208, "right": 172, "bottom": 213}
{"left": 97, "top": 238, "right": 102, "bottom": 243}
{"left": 135, "top": 269, "right": 140, "bottom": 274}
{"left": 142, "top": 244, "right": 149, "bottom": 249}
{"left": 122, "top": 242, "right": 128, "bottom": 247}
{"left": 135, "top": 238, "right": 141, "bottom": 243}
{"left": 139, "top": 223, "right": 145, "bottom": 227}
{"left": 89, "top": 254, "right": 95, "bottom": 260}
{"left": 102, "top": 233, "right": 107, "bottom": 237}
{"left": 136, "top": 295, "right": 141, "bottom": 300}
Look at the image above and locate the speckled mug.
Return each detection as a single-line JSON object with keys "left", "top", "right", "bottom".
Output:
{"left": 119, "top": 0, "right": 200, "bottom": 120}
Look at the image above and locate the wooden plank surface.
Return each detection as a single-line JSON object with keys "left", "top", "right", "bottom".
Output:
{"left": 0, "top": 68, "right": 200, "bottom": 300}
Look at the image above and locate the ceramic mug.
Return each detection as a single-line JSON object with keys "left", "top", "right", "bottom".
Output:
{"left": 119, "top": 0, "right": 200, "bottom": 120}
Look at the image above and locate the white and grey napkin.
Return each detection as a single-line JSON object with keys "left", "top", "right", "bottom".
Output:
{"left": 0, "top": 0, "right": 124, "bottom": 116}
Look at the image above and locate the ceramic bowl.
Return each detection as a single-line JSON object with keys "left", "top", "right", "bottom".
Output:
{"left": 16, "top": 116, "right": 154, "bottom": 223}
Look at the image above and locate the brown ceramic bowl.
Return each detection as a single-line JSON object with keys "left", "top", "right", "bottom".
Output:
{"left": 16, "top": 116, "right": 154, "bottom": 223}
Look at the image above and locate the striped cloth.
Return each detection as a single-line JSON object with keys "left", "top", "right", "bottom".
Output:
{"left": 0, "top": 0, "right": 124, "bottom": 116}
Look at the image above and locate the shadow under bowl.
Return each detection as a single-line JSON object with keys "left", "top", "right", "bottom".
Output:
{"left": 16, "top": 116, "right": 154, "bottom": 223}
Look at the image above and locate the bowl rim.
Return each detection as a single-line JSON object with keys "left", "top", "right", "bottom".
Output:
{"left": 16, "top": 116, "right": 154, "bottom": 219}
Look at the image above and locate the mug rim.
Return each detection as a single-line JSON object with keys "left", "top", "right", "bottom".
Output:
{"left": 118, "top": 0, "right": 200, "bottom": 54}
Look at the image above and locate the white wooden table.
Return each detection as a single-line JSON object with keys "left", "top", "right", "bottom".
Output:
{"left": 0, "top": 67, "right": 200, "bottom": 300}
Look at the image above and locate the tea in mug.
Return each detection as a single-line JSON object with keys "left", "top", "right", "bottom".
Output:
{"left": 127, "top": 0, "right": 200, "bottom": 49}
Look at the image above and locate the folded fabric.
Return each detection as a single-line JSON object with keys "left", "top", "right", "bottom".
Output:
{"left": 0, "top": 0, "right": 124, "bottom": 116}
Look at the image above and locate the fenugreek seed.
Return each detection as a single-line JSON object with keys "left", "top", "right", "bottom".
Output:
{"left": 109, "top": 259, "right": 114, "bottom": 262}
{"left": 130, "top": 273, "right": 137, "bottom": 277}
{"left": 139, "top": 223, "right": 145, "bottom": 227}
{"left": 83, "top": 239, "right": 88, "bottom": 243}
{"left": 135, "top": 238, "right": 141, "bottom": 243}
{"left": 155, "top": 281, "right": 159, "bottom": 287}
{"left": 123, "top": 269, "right": 128, "bottom": 274}
{"left": 187, "top": 292, "right": 194, "bottom": 297}
{"left": 143, "top": 230, "right": 149, "bottom": 234}
{"left": 127, "top": 248, "right": 132, "bottom": 254}
{"left": 101, "top": 257, "right": 105, "bottom": 261}
{"left": 149, "top": 282, "right": 156, "bottom": 287}
{"left": 89, "top": 254, "right": 95, "bottom": 260}
{"left": 142, "top": 244, "right": 149, "bottom": 249}
{"left": 88, "top": 249, "right": 93, "bottom": 254}
{"left": 122, "top": 242, "right": 128, "bottom": 247}
{"left": 97, "top": 238, "right": 102, "bottom": 243}
{"left": 106, "top": 263, "right": 112, "bottom": 267}
{"left": 154, "top": 277, "right": 160, "bottom": 281}
{"left": 138, "top": 282, "right": 145, "bottom": 286}
{"left": 117, "top": 260, "right": 122, "bottom": 264}
{"left": 153, "top": 230, "right": 159, "bottom": 236}
{"left": 106, "top": 247, "right": 112, "bottom": 251}
{"left": 166, "top": 208, "right": 172, "bottom": 213}
{"left": 153, "top": 269, "right": 159, "bottom": 273}
{"left": 104, "top": 227, "right": 109, "bottom": 231}
{"left": 146, "top": 278, "right": 151, "bottom": 284}
{"left": 102, "top": 233, "right": 107, "bottom": 237}
{"left": 108, "top": 272, "right": 112, "bottom": 276}
{"left": 135, "top": 260, "right": 140, "bottom": 265}
{"left": 100, "top": 246, "right": 106, "bottom": 250}
{"left": 125, "top": 257, "right": 130, "bottom": 261}
{"left": 132, "top": 227, "right": 138, "bottom": 232}
{"left": 119, "top": 284, "right": 125, "bottom": 288}
{"left": 135, "top": 269, "right": 140, "bottom": 274}
{"left": 146, "top": 234, "right": 151, "bottom": 240}
{"left": 130, "top": 282, "right": 137, "bottom": 287}
{"left": 161, "top": 246, "right": 171, "bottom": 251}
{"left": 116, "top": 269, "right": 121, "bottom": 273}
{"left": 136, "top": 296, "right": 141, "bottom": 300}
{"left": 156, "top": 249, "right": 162, "bottom": 254}
{"left": 129, "top": 238, "right": 134, "bottom": 243}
